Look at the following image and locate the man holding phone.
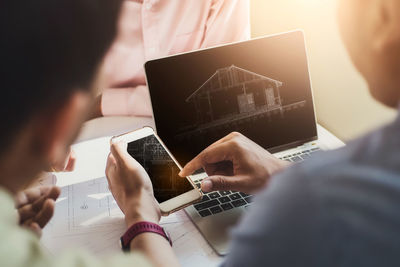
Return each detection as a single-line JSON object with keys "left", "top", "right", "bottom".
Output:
{"left": 0, "top": 0, "right": 173, "bottom": 267}
{"left": 2, "top": 0, "right": 400, "bottom": 267}
{"left": 107, "top": 0, "right": 400, "bottom": 265}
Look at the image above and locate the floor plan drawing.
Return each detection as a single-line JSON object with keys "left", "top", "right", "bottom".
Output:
{"left": 42, "top": 176, "right": 220, "bottom": 264}
{"left": 49, "top": 177, "right": 124, "bottom": 236}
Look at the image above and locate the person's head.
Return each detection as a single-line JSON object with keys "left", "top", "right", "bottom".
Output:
{"left": 338, "top": 0, "right": 400, "bottom": 107}
{"left": 0, "top": 0, "right": 122, "bottom": 192}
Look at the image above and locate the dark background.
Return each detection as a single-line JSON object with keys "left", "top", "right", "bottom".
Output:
{"left": 146, "top": 31, "right": 317, "bottom": 166}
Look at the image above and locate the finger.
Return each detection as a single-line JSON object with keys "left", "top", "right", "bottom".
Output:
{"left": 18, "top": 206, "right": 37, "bottom": 223}
{"left": 183, "top": 133, "right": 239, "bottom": 177}
{"left": 106, "top": 152, "right": 116, "bottom": 171}
{"left": 110, "top": 141, "right": 131, "bottom": 167}
{"left": 34, "top": 198, "right": 55, "bottom": 228}
{"left": 31, "top": 187, "right": 59, "bottom": 211}
{"left": 111, "top": 141, "right": 145, "bottom": 174}
{"left": 204, "top": 161, "right": 234, "bottom": 176}
{"left": 28, "top": 222, "right": 42, "bottom": 238}
{"left": 105, "top": 152, "right": 117, "bottom": 183}
{"left": 203, "top": 132, "right": 241, "bottom": 150}
{"left": 18, "top": 187, "right": 60, "bottom": 222}
{"left": 15, "top": 192, "right": 30, "bottom": 208}
{"left": 179, "top": 142, "right": 233, "bottom": 177}
{"left": 46, "top": 186, "right": 61, "bottom": 201}
{"left": 201, "top": 175, "right": 246, "bottom": 193}
{"left": 19, "top": 195, "right": 47, "bottom": 223}
{"left": 16, "top": 186, "right": 52, "bottom": 208}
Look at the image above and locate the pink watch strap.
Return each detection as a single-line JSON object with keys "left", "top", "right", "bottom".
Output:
{"left": 120, "top": 221, "right": 172, "bottom": 251}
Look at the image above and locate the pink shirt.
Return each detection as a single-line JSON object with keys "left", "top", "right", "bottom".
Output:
{"left": 101, "top": 0, "right": 250, "bottom": 116}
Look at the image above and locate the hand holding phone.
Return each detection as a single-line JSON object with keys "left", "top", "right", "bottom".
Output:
{"left": 106, "top": 140, "right": 161, "bottom": 226}
{"left": 108, "top": 127, "right": 202, "bottom": 217}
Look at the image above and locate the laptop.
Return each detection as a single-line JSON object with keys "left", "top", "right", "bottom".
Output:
{"left": 144, "top": 30, "right": 341, "bottom": 255}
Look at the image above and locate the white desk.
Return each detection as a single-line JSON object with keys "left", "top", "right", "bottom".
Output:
{"left": 75, "top": 116, "right": 155, "bottom": 143}
{"left": 77, "top": 116, "right": 343, "bottom": 148}
{"left": 42, "top": 116, "right": 343, "bottom": 267}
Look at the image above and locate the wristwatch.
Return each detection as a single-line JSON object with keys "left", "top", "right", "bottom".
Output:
{"left": 120, "top": 221, "right": 172, "bottom": 252}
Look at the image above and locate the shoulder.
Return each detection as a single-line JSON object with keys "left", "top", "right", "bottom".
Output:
{"left": 225, "top": 123, "right": 400, "bottom": 266}
{"left": 269, "top": 121, "right": 400, "bottom": 223}
{"left": 293, "top": 120, "right": 400, "bottom": 195}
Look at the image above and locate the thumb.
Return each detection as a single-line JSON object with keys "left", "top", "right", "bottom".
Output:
{"left": 201, "top": 175, "right": 244, "bottom": 192}
{"left": 110, "top": 141, "right": 131, "bottom": 166}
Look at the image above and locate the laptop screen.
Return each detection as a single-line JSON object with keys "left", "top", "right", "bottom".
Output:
{"left": 145, "top": 30, "right": 317, "bottom": 166}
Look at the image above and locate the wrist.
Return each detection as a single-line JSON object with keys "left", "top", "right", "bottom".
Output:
{"left": 271, "top": 158, "right": 292, "bottom": 174}
{"left": 123, "top": 197, "right": 161, "bottom": 227}
{"left": 279, "top": 159, "right": 292, "bottom": 169}
{"left": 120, "top": 221, "right": 172, "bottom": 252}
{"left": 125, "top": 212, "right": 159, "bottom": 227}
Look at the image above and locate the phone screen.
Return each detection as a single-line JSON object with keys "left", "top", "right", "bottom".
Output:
{"left": 127, "top": 134, "right": 194, "bottom": 203}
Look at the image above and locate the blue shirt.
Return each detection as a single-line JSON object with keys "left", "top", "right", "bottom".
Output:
{"left": 223, "top": 110, "right": 400, "bottom": 267}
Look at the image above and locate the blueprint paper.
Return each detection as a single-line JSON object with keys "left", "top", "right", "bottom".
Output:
{"left": 41, "top": 136, "right": 221, "bottom": 266}
{"left": 41, "top": 176, "right": 221, "bottom": 266}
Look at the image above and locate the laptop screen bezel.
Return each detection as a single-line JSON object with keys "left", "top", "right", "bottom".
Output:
{"left": 144, "top": 30, "right": 318, "bottom": 155}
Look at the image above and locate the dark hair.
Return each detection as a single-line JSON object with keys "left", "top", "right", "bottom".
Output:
{"left": 0, "top": 0, "right": 122, "bottom": 150}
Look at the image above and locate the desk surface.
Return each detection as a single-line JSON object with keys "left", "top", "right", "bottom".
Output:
{"left": 43, "top": 116, "right": 343, "bottom": 267}
{"left": 77, "top": 116, "right": 343, "bottom": 148}
{"left": 76, "top": 116, "right": 155, "bottom": 143}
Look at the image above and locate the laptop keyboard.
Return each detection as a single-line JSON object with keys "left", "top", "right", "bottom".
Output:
{"left": 192, "top": 147, "right": 320, "bottom": 217}
{"left": 281, "top": 147, "right": 320, "bottom": 162}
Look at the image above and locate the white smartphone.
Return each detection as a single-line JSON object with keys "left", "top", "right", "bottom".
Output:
{"left": 111, "top": 126, "right": 202, "bottom": 216}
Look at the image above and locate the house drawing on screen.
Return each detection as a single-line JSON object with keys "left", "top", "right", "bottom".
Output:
{"left": 185, "top": 65, "right": 284, "bottom": 125}
{"left": 175, "top": 65, "right": 307, "bottom": 140}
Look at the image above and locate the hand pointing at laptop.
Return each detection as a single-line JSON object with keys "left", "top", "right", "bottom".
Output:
{"left": 179, "top": 132, "right": 291, "bottom": 194}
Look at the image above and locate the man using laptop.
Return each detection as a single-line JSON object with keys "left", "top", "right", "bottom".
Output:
{"left": 108, "top": 0, "right": 400, "bottom": 265}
